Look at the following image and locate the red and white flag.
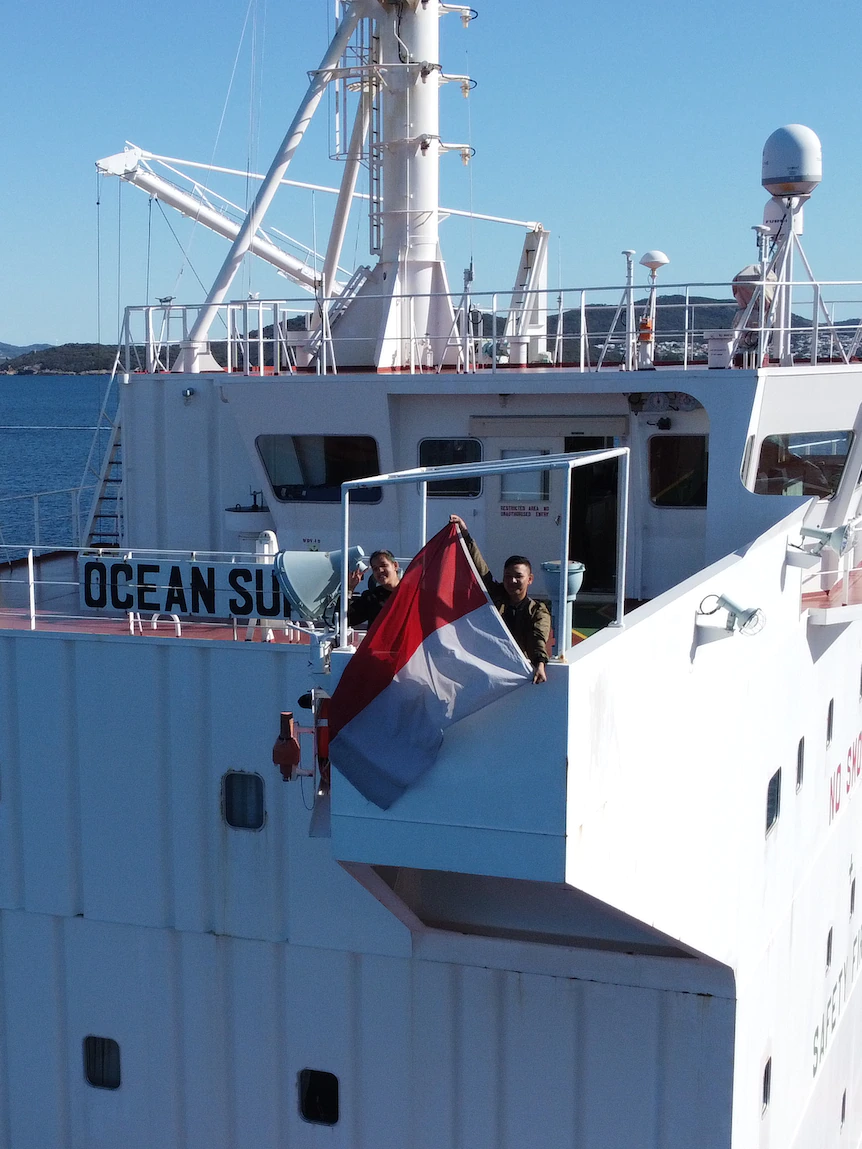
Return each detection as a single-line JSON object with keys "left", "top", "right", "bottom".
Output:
{"left": 329, "top": 523, "right": 533, "bottom": 809}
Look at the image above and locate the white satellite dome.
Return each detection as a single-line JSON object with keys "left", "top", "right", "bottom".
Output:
{"left": 639, "top": 250, "right": 670, "bottom": 272}
{"left": 762, "top": 125, "right": 822, "bottom": 196}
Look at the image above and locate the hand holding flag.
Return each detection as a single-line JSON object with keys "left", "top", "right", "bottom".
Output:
{"left": 329, "top": 523, "right": 533, "bottom": 809}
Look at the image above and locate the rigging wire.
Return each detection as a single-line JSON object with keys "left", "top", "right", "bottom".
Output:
{"left": 155, "top": 200, "right": 210, "bottom": 296}
{"left": 465, "top": 46, "right": 476, "bottom": 276}
{"left": 116, "top": 179, "right": 123, "bottom": 343}
{"left": 145, "top": 195, "right": 153, "bottom": 304}
{"left": 95, "top": 170, "right": 102, "bottom": 346}
{"left": 168, "top": 0, "right": 258, "bottom": 297}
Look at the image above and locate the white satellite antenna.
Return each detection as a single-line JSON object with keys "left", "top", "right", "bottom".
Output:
{"left": 730, "top": 126, "right": 847, "bottom": 368}
{"left": 637, "top": 250, "right": 670, "bottom": 369}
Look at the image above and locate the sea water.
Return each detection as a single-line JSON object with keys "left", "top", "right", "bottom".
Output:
{"left": 0, "top": 375, "right": 116, "bottom": 552}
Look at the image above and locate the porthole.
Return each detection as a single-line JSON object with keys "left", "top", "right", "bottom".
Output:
{"left": 766, "top": 769, "right": 781, "bottom": 835}
{"left": 83, "top": 1036, "right": 121, "bottom": 1090}
{"left": 299, "top": 1069, "right": 339, "bottom": 1125}
{"left": 222, "top": 772, "right": 265, "bottom": 830}
{"left": 762, "top": 1057, "right": 772, "bottom": 1113}
{"left": 796, "top": 737, "right": 804, "bottom": 791}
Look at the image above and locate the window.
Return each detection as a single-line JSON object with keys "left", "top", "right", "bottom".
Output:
{"left": 826, "top": 927, "right": 833, "bottom": 970}
{"left": 766, "top": 769, "right": 781, "bottom": 835}
{"left": 841, "top": 1090, "right": 847, "bottom": 1128}
{"left": 648, "top": 435, "right": 708, "bottom": 507}
{"left": 299, "top": 1069, "right": 339, "bottom": 1125}
{"left": 762, "top": 1057, "right": 772, "bottom": 1113}
{"left": 419, "top": 438, "right": 482, "bottom": 497}
{"left": 257, "top": 435, "right": 381, "bottom": 503}
{"left": 501, "top": 448, "right": 549, "bottom": 502}
{"left": 223, "top": 772, "right": 265, "bottom": 830}
{"left": 84, "top": 1036, "right": 121, "bottom": 1090}
{"left": 753, "top": 431, "right": 851, "bottom": 498}
{"left": 851, "top": 878, "right": 856, "bottom": 917}
{"left": 796, "top": 737, "right": 805, "bottom": 791}
{"left": 827, "top": 699, "right": 834, "bottom": 747}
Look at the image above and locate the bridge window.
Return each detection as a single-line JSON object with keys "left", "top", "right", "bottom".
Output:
{"left": 84, "top": 1036, "right": 121, "bottom": 1090}
{"left": 419, "top": 438, "right": 482, "bottom": 497}
{"left": 753, "top": 431, "right": 851, "bottom": 498}
{"left": 648, "top": 435, "right": 708, "bottom": 507}
{"left": 257, "top": 435, "right": 381, "bottom": 503}
{"left": 223, "top": 771, "right": 265, "bottom": 830}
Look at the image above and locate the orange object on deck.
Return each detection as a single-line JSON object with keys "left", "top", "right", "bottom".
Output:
{"left": 273, "top": 711, "right": 302, "bottom": 781}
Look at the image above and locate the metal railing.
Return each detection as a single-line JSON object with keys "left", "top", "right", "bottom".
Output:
{"left": 338, "top": 449, "right": 630, "bottom": 653}
{"left": 116, "top": 278, "right": 862, "bottom": 377}
{"left": 0, "top": 485, "right": 97, "bottom": 563}
{"left": 0, "top": 545, "right": 319, "bottom": 644}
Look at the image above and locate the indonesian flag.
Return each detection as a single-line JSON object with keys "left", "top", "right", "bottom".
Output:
{"left": 329, "top": 523, "right": 532, "bottom": 809}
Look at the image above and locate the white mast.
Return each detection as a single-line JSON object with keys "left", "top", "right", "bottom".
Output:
{"left": 329, "top": 0, "right": 459, "bottom": 369}
{"left": 174, "top": 0, "right": 367, "bottom": 372}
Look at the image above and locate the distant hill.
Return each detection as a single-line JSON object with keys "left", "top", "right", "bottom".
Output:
{"left": 0, "top": 341, "right": 52, "bottom": 360}
{"left": 2, "top": 343, "right": 117, "bottom": 374}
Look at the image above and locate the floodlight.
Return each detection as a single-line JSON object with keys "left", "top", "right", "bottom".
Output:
{"left": 274, "top": 546, "right": 366, "bottom": 622}
{"left": 715, "top": 594, "right": 766, "bottom": 635}
{"left": 799, "top": 524, "right": 853, "bottom": 557}
{"left": 697, "top": 593, "right": 766, "bottom": 637}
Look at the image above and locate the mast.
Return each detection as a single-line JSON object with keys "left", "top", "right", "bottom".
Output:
{"left": 174, "top": 0, "right": 367, "bottom": 372}
{"left": 325, "top": 0, "right": 461, "bottom": 369}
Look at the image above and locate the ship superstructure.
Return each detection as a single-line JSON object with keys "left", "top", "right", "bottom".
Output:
{"left": 2, "top": 4, "right": 862, "bottom": 1148}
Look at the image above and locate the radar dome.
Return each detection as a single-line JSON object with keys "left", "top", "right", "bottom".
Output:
{"left": 762, "top": 125, "right": 822, "bottom": 196}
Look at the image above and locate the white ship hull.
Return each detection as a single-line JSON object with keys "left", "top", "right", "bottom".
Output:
{"left": 3, "top": 4, "right": 862, "bottom": 1145}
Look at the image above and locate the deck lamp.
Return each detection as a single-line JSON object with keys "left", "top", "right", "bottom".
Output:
{"left": 696, "top": 594, "right": 766, "bottom": 638}
{"left": 799, "top": 524, "right": 853, "bottom": 556}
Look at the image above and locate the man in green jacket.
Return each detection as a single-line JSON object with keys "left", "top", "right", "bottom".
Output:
{"left": 449, "top": 515, "right": 550, "bottom": 684}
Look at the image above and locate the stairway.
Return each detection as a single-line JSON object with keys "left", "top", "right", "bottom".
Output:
{"left": 85, "top": 421, "right": 123, "bottom": 548}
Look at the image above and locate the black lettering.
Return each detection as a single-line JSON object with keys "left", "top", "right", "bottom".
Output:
{"left": 136, "top": 564, "right": 161, "bottom": 611}
{"left": 109, "top": 562, "right": 134, "bottom": 610}
{"left": 164, "top": 566, "right": 188, "bottom": 613}
{"left": 228, "top": 568, "right": 254, "bottom": 615}
{"left": 190, "top": 566, "right": 216, "bottom": 614}
{"left": 83, "top": 561, "right": 107, "bottom": 609}
{"left": 255, "top": 569, "right": 281, "bottom": 617}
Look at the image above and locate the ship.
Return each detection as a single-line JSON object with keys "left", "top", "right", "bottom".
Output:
{"left": 1, "top": 1, "right": 861, "bottom": 1146}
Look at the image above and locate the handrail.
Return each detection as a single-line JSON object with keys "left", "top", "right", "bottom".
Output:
{"left": 116, "top": 276, "right": 862, "bottom": 377}
{"left": 338, "top": 449, "right": 630, "bottom": 653}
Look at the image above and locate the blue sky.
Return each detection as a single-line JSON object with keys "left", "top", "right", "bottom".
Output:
{"left": 3, "top": 0, "right": 862, "bottom": 345}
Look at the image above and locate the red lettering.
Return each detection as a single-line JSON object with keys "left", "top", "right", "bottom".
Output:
{"left": 831, "top": 768, "right": 842, "bottom": 822}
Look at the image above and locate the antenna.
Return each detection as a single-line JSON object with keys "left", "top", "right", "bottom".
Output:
{"left": 637, "top": 251, "right": 670, "bottom": 369}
